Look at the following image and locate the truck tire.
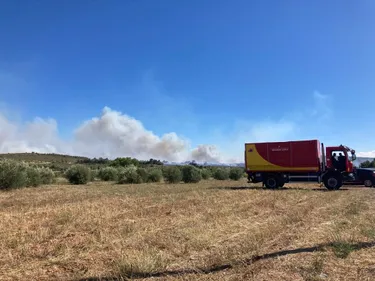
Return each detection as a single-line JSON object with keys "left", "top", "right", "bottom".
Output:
{"left": 323, "top": 173, "right": 342, "bottom": 190}
{"left": 264, "top": 175, "right": 279, "bottom": 189}
{"left": 364, "top": 180, "right": 373, "bottom": 187}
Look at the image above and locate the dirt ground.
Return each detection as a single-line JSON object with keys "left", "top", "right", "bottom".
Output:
{"left": 1, "top": 179, "right": 375, "bottom": 281}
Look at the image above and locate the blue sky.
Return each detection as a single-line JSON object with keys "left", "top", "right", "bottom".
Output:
{"left": 1, "top": 0, "right": 375, "bottom": 161}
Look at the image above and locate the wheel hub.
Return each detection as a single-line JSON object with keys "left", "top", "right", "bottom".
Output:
{"left": 327, "top": 178, "right": 337, "bottom": 187}
{"left": 364, "top": 180, "right": 372, "bottom": 187}
{"left": 267, "top": 178, "right": 277, "bottom": 188}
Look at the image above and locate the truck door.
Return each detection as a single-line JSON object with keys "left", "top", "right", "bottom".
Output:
{"left": 326, "top": 148, "right": 346, "bottom": 171}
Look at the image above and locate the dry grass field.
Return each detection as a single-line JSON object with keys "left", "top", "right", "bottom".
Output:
{"left": 1, "top": 179, "right": 375, "bottom": 281}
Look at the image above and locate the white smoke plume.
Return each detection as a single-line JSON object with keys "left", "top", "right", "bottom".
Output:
{"left": 0, "top": 106, "right": 224, "bottom": 163}
{"left": 190, "top": 145, "right": 222, "bottom": 163}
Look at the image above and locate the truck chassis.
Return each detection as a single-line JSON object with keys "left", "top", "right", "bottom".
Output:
{"left": 247, "top": 169, "right": 347, "bottom": 190}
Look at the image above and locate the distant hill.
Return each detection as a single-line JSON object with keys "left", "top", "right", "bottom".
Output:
{"left": 0, "top": 153, "right": 242, "bottom": 167}
{"left": 0, "top": 152, "right": 88, "bottom": 164}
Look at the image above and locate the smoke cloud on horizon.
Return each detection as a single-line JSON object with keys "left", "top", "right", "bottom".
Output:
{"left": 0, "top": 106, "right": 228, "bottom": 163}
{"left": 0, "top": 105, "right": 374, "bottom": 163}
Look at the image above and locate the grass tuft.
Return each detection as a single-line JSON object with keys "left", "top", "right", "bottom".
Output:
{"left": 330, "top": 241, "right": 357, "bottom": 259}
{"left": 115, "top": 250, "right": 168, "bottom": 278}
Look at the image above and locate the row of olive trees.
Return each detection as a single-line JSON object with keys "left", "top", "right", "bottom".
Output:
{"left": 64, "top": 164, "right": 245, "bottom": 185}
{"left": 0, "top": 158, "right": 246, "bottom": 189}
{"left": 0, "top": 159, "right": 56, "bottom": 190}
{"left": 359, "top": 159, "right": 375, "bottom": 168}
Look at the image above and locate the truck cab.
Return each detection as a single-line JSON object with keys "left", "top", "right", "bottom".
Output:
{"left": 325, "top": 145, "right": 356, "bottom": 173}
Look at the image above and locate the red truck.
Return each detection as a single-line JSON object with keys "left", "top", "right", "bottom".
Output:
{"left": 245, "top": 139, "right": 357, "bottom": 190}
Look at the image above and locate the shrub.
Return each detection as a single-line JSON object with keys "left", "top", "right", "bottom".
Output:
{"left": 229, "top": 167, "right": 244, "bottom": 181}
{"left": 98, "top": 166, "right": 119, "bottom": 181}
{"left": 110, "top": 157, "right": 140, "bottom": 167}
{"left": 0, "top": 159, "right": 28, "bottom": 189}
{"left": 90, "top": 169, "right": 98, "bottom": 181}
{"left": 201, "top": 168, "right": 211, "bottom": 180}
{"left": 163, "top": 166, "right": 182, "bottom": 183}
{"left": 213, "top": 168, "right": 230, "bottom": 180}
{"left": 38, "top": 167, "right": 56, "bottom": 184}
{"left": 65, "top": 164, "right": 92, "bottom": 185}
{"left": 147, "top": 168, "right": 163, "bottom": 183}
{"left": 181, "top": 165, "right": 202, "bottom": 183}
{"left": 52, "top": 170, "right": 63, "bottom": 178}
{"left": 26, "top": 166, "right": 42, "bottom": 187}
{"left": 136, "top": 167, "right": 149, "bottom": 183}
{"left": 117, "top": 165, "right": 143, "bottom": 184}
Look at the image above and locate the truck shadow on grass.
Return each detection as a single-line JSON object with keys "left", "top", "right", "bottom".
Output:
{"left": 76, "top": 241, "right": 375, "bottom": 281}
{"left": 212, "top": 186, "right": 350, "bottom": 192}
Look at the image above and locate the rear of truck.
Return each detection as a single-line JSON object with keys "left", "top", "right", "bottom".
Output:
{"left": 245, "top": 140, "right": 322, "bottom": 186}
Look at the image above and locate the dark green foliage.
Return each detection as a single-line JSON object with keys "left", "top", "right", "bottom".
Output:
{"left": 359, "top": 159, "right": 375, "bottom": 168}
{"left": 65, "top": 164, "right": 92, "bottom": 185}
{"left": 201, "top": 168, "right": 211, "bottom": 180}
{"left": 26, "top": 167, "right": 41, "bottom": 187}
{"left": 229, "top": 167, "right": 244, "bottom": 181}
{"left": 77, "top": 156, "right": 164, "bottom": 167}
{"left": 38, "top": 167, "right": 56, "bottom": 184}
{"left": 147, "top": 168, "right": 163, "bottom": 183}
{"left": 98, "top": 166, "right": 119, "bottom": 181}
{"left": 77, "top": 157, "right": 110, "bottom": 165}
{"left": 163, "top": 166, "right": 182, "bottom": 183}
{"left": 213, "top": 168, "right": 230, "bottom": 180}
{"left": 181, "top": 165, "right": 202, "bottom": 183}
{"left": 117, "top": 166, "right": 143, "bottom": 184}
{"left": 139, "top": 158, "right": 164, "bottom": 166}
{"left": 0, "top": 159, "right": 28, "bottom": 189}
{"left": 0, "top": 161, "right": 55, "bottom": 189}
{"left": 136, "top": 168, "right": 149, "bottom": 183}
{"left": 110, "top": 157, "right": 140, "bottom": 168}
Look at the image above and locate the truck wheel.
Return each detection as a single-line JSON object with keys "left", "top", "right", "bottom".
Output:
{"left": 364, "top": 180, "right": 373, "bottom": 187}
{"left": 264, "top": 176, "right": 279, "bottom": 189}
{"left": 323, "top": 174, "right": 342, "bottom": 190}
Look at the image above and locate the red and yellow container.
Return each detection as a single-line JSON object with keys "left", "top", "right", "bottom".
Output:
{"left": 245, "top": 139, "right": 321, "bottom": 173}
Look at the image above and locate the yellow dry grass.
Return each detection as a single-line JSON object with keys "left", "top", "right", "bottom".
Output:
{"left": 1, "top": 179, "right": 375, "bottom": 281}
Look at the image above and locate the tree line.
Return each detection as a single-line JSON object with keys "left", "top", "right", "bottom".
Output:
{"left": 359, "top": 159, "right": 375, "bottom": 168}
{"left": 77, "top": 157, "right": 165, "bottom": 166}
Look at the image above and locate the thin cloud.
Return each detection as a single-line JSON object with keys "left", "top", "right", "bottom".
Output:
{"left": 208, "top": 91, "right": 336, "bottom": 161}
{"left": 310, "top": 91, "right": 332, "bottom": 121}
{"left": 357, "top": 151, "right": 375, "bottom": 158}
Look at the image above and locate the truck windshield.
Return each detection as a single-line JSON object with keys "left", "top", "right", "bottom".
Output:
{"left": 347, "top": 151, "right": 356, "bottom": 161}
